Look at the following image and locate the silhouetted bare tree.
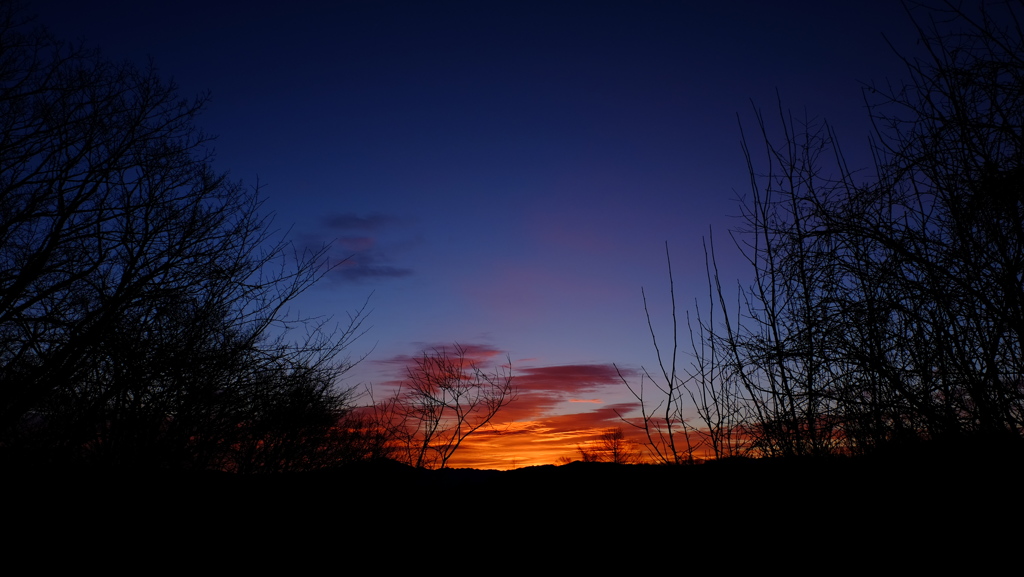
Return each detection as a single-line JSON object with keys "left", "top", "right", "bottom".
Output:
{"left": 838, "top": 0, "right": 1024, "bottom": 449}
{"left": 616, "top": 243, "right": 699, "bottom": 464}
{"left": 726, "top": 0, "right": 1024, "bottom": 455}
{"left": 620, "top": 240, "right": 751, "bottom": 462}
{"left": 0, "top": 3, "right": 368, "bottom": 469}
{"left": 576, "top": 427, "right": 643, "bottom": 464}
{"left": 719, "top": 106, "right": 852, "bottom": 458}
{"left": 686, "top": 236, "right": 752, "bottom": 459}
{"left": 377, "top": 344, "right": 516, "bottom": 469}
{"left": 635, "top": 1, "right": 1024, "bottom": 459}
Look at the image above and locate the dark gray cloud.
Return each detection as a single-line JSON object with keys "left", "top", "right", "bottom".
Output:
{"left": 314, "top": 213, "right": 414, "bottom": 282}
{"left": 372, "top": 342, "right": 505, "bottom": 370}
{"left": 333, "top": 253, "right": 413, "bottom": 282}
{"left": 323, "top": 212, "right": 400, "bottom": 231}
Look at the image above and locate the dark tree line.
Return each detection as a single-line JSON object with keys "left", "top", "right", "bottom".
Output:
{"left": 0, "top": 2, "right": 373, "bottom": 471}
{"left": 635, "top": 0, "right": 1024, "bottom": 461}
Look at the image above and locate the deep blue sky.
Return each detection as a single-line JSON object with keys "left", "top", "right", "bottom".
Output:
{"left": 32, "top": 0, "right": 922, "bottom": 466}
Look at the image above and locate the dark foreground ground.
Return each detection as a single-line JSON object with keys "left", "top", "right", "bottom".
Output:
{"left": 12, "top": 453, "right": 1020, "bottom": 519}
{"left": 8, "top": 452, "right": 1020, "bottom": 566}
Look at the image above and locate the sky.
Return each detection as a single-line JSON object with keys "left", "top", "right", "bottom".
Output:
{"left": 33, "top": 0, "right": 923, "bottom": 468}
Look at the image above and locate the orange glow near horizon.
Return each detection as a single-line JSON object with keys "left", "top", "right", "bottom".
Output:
{"left": 442, "top": 418, "right": 723, "bottom": 470}
{"left": 358, "top": 344, "right": 734, "bottom": 470}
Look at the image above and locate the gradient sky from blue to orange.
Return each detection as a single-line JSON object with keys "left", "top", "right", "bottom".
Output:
{"left": 34, "top": 0, "right": 922, "bottom": 468}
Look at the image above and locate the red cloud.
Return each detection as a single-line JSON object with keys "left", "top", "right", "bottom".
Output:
{"left": 362, "top": 351, "right": 659, "bottom": 469}
{"left": 535, "top": 402, "right": 641, "bottom": 435}
{"left": 373, "top": 342, "right": 506, "bottom": 370}
{"left": 516, "top": 363, "right": 635, "bottom": 393}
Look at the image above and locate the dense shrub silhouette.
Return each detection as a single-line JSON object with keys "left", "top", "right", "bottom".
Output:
{"left": 0, "top": 3, "right": 367, "bottom": 470}
{"left": 634, "top": 0, "right": 1024, "bottom": 460}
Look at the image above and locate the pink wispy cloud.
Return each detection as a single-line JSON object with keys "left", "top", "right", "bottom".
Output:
{"left": 516, "top": 363, "right": 635, "bottom": 392}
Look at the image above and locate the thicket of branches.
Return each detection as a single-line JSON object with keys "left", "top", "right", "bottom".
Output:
{"left": 631, "top": 0, "right": 1024, "bottom": 461}
{"left": 0, "top": 3, "right": 371, "bottom": 471}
